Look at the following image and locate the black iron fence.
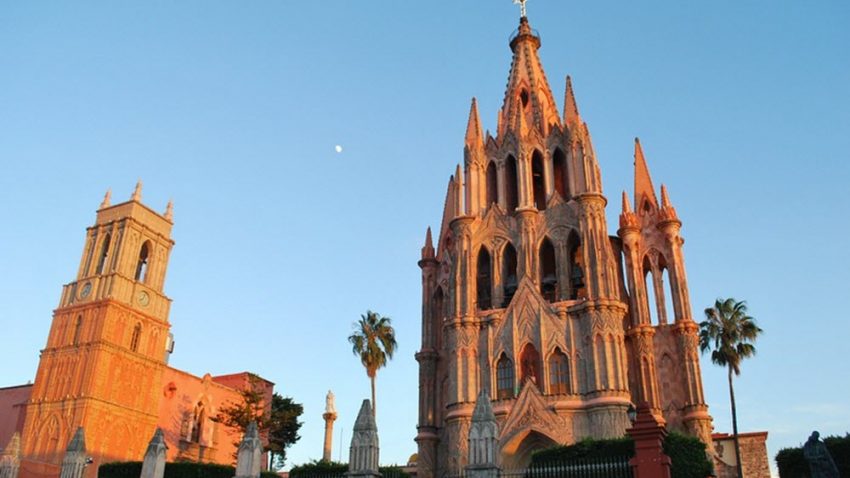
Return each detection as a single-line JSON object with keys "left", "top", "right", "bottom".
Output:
{"left": 446, "top": 456, "right": 633, "bottom": 478}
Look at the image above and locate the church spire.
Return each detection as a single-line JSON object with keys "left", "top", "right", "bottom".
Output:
{"left": 421, "top": 227, "right": 435, "bottom": 260}
{"left": 633, "top": 138, "right": 658, "bottom": 211}
{"left": 465, "top": 98, "right": 484, "bottom": 150}
{"left": 499, "top": 16, "right": 560, "bottom": 138}
{"left": 564, "top": 76, "right": 581, "bottom": 125}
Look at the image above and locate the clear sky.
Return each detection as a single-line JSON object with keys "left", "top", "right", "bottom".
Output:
{"left": 1, "top": 1, "right": 848, "bottom": 474}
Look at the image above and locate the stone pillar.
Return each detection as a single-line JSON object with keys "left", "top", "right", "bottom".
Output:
{"left": 465, "top": 391, "right": 499, "bottom": 478}
{"left": 626, "top": 403, "right": 672, "bottom": 478}
{"left": 321, "top": 414, "right": 337, "bottom": 462}
{"left": 140, "top": 428, "right": 168, "bottom": 478}
{"left": 60, "top": 428, "right": 88, "bottom": 478}
{"left": 234, "top": 422, "right": 262, "bottom": 478}
{"left": 346, "top": 400, "right": 380, "bottom": 478}
{"left": 0, "top": 433, "right": 21, "bottom": 478}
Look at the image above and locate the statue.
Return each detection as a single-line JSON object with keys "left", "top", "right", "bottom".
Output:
{"left": 803, "top": 431, "right": 839, "bottom": 478}
{"left": 326, "top": 390, "right": 336, "bottom": 414}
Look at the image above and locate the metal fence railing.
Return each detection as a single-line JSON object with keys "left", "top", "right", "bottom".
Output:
{"left": 446, "top": 456, "right": 633, "bottom": 478}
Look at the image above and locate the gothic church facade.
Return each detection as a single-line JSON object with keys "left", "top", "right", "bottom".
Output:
{"left": 415, "top": 16, "right": 713, "bottom": 476}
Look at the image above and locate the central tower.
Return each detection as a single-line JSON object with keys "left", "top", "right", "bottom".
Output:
{"left": 19, "top": 184, "right": 175, "bottom": 478}
{"left": 415, "top": 15, "right": 712, "bottom": 477}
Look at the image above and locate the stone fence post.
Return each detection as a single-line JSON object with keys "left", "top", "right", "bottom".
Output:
{"left": 0, "top": 433, "right": 21, "bottom": 478}
{"left": 140, "top": 428, "right": 168, "bottom": 478}
{"left": 60, "top": 428, "right": 88, "bottom": 478}
{"left": 234, "top": 422, "right": 262, "bottom": 478}
{"left": 345, "top": 400, "right": 380, "bottom": 478}
{"left": 465, "top": 390, "right": 499, "bottom": 478}
{"left": 626, "top": 403, "right": 672, "bottom": 478}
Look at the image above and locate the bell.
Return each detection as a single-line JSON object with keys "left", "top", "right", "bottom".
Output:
{"left": 570, "top": 265, "right": 585, "bottom": 289}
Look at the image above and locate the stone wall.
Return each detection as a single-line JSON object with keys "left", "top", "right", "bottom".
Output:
{"left": 712, "top": 432, "right": 770, "bottom": 478}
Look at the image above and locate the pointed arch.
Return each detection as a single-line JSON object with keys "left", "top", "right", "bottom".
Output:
{"left": 505, "top": 155, "right": 519, "bottom": 212}
{"left": 567, "top": 231, "right": 585, "bottom": 300}
{"left": 519, "top": 343, "right": 541, "bottom": 385}
{"left": 72, "top": 315, "right": 82, "bottom": 345}
{"left": 539, "top": 237, "right": 558, "bottom": 302}
{"left": 130, "top": 323, "right": 142, "bottom": 352}
{"left": 552, "top": 147, "right": 568, "bottom": 199}
{"left": 643, "top": 255, "right": 658, "bottom": 325}
{"left": 531, "top": 150, "right": 546, "bottom": 210}
{"left": 432, "top": 287, "right": 444, "bottom": 349}
{"left": 548, "top": 348, "right": 570, "bottom": 394}
{"left": 135, "top": 241, "right": 151, "bottom": 282}
{"left": 189, "top": 401, "right": 205, "bottom": 443}
{"left": 476, "top": 247, "right": 492, "bottom": 310}
{"left": 496, "top": 353, "right": 515, "bottom": 399}
{"left": 660, "top": 255, "right": 674, "bottom": 324}
{"left": 502, "top": 243, "right": 518, "bottom": 307}
{"left": 486, "top": 161, "right": 499, "bottom": 206}
{"left": 96, "top": 233, "right": 111, "bottom": 274}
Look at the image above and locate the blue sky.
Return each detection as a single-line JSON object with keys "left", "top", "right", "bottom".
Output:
{"left": 1, "top": 1, "right": 848, "bottom": 474}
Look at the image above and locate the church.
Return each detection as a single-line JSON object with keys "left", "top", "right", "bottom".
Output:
{"left": 414, "top": 14, "right": 718, "bottom": 476}
{"left": 0, "top": 185, "right": 274, "bottom": 478}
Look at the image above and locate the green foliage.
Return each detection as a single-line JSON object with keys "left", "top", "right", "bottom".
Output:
{"left": 288, "top": 460, "right": 409, "bottom": 478}
{"left": 776, "top": 433, "right": 850, "bottom": 478}
{"left": 348, "top": 311, "right": 397, "bottom": 378}
{"left": 663, "top": 432, "right": 713, "bottom": 478}
{"left": 267, "top": 394, "right": 304, "bottom": 468}
{"left": 99, "top": 462, "right": 234, "bottom": 478}
{"left": 260, "top": 472, "right": 280, "bottom": 478}
{"left": 699, "top": 298, "right": 763, "bottom": 376}
{"left": 529, "top": 432, "right": 712, "bottom": 478}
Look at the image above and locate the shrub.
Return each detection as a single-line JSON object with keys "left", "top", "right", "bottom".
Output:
{"left": 99, "top": 462, "right": 234, "bottom": 478}
{"left": 776, "top": 433, "right": 850, "bottom": 478}
{"left": 288, "top": 460, "right": 409, "bottom": 478}
{"left": 529, "top": 432, "right": 712, "bottom": 478}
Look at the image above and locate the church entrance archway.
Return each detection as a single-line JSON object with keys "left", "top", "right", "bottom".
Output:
{"left": 501, "top": 429, "right": 559, "bottom": 470}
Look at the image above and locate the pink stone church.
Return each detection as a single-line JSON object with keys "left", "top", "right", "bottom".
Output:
{"left": 414, "top": 14, "right": 767, "bottom": 478}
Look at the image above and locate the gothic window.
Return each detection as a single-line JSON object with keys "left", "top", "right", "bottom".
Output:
{"left": 568, "top": 231, "right": 586, "bottom": 300}
{"left": 532, "top": 150, "right": 546, "bottom": 210}
{"left": 502, "top": 243, "right": 518, "bottom": 307}
{"left": 553, "top": 148, "right": 568, "bottom": 199}
{"left": 496, "top": 354, "right": 514, "bottom": 399}
{"left": 505, "top": 155, "right": 519, "bottom": 213}
{"left": 477, "top": 247, "right": 492, "bottom": 310}
{"left": 96, "top": 233, "right": 111, "bottom": 274}
{"left": 130, "top": 323, "right": 142, "bottom": 352}
{"left": 190, "top": 402, "right": 205, "bottom": 443}
{"left": 520, "top": 89, "right": 530, "bottom": 108}
{"left": 135, "top": 241, "right": 150, "bottom": 282}
{"left": 486, "top": 161, "right": 499, "bottom": 206}
{"left": 519, "top": 343, "right": 541, "bottom": 385}
{"left": 548, "top": 348, "right": 570, "bottom": 394}
{"left": 643, "top": 256, "right": 657, "bottom": 325}
{"left": 72, "top": 315, "right": 82, "bottom": 345}
{"left": 663, "top": 266, "right": 674, "bottom": 324}
{"left": 539, "top": 238, "right": 558, "bottom": 302}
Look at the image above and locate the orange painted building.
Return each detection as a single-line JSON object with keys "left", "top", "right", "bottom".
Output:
{"left": 0, "top": 185, "right": 273, "bottom": 478}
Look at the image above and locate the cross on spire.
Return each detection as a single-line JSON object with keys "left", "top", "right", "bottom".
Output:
{"left": 513, "top": 0, "right": 528, "bottom": 18}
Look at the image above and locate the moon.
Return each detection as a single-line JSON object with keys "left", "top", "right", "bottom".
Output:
{"left": 335, "top": 145, "right": 343, "bottom": 153}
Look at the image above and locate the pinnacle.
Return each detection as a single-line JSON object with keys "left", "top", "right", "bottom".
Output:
{"left": 131, "top": 180, "right": 143, "bottom": 202}
{"left": 633, "top": 137, "right": 658, "bottom": 210}
{"left": 100, "top": 189, "right": 112, "bottom": 209}
{"left": 564, "top": 76, "right": 580, "bottom": 125}
{"left": 661, "top": 184, "right": 672, "bottom": 208}
{"left": 465, "top": 98, "right": 484, "bottom": 149}
{"left": 66, "top": 427, "right": 86, "bottom": 452}
{"left": 621, "top": 190, "right": 632, "bottom": 214}
{"left": 353, "top": 399, "right": 377, "bottom": 431}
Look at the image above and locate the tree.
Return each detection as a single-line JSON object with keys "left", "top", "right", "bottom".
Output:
{"left": 699, "top": 298, "right": 763, "bottom": 478}
{"left": 212, "top": 375, "right": 303, "bottom": 468}
{"left": 348, "top": 310, "right": 397, "bottom": 419}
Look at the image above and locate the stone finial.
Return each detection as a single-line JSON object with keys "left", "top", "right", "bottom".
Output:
{"left": 140, "top": 428, "right": 168, "bottom": 478}
{"left": 346, "top": 400, "right": 380, "bottom": 478}
{"left": 234, "top": 422, "right": 262, "bottom": 478}
{"left": 467, "top": 390, "right": 499, "bottom": 473}
{"left": 634, "top": 138, "right": 658, "bottom": 211}
{"left": 621, "top": 190, "right": 632, "bottom": 214}
{"left": 164, "top": 200, "right": 174, "bottom": 221}
{"left": 131, "top": 180, "right": 143, "bottom": 202}
{"left": 59, "top": 428, "right": 88, "bottom": 478}
{"left": 0, "top": 433, "right": 21, "bottom": 478}
{"left": 465, "top": 98, "right": 484, "bottom": 150}
{"left": 421, "top": 227, "right": 435, "bottom": 260}
{"left": 660, "top": 184, "right": 672, "bottom": 208}
{"left": 564, "top": 76, "right": 580, "bottom": 125}
{"left": 99, "top": 189, "right": 112, "bottom": 209}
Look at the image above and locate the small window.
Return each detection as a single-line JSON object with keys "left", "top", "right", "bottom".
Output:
{"left": 502, "top": 243, "right": 518, "bottom": 307}
{"left": 135, "top": 242, "right": 150, "bottom": 282}
{"left": 486, "top": 162, "right": 499, "bottom": 206}
{"left": 130, "top": 324, "right": 142, "bottom": 352}
{"left": 553, "top": 148, "right": 568, "bottom": 199}
{"left": 548, "top": 349, "right": 570, "bottom": 394}
{"left": 520, "top": 90, "right": 530, "bottom": 108}
{"left": 496, "top": 354, "right": 515, "bottom": 399}
{"left": 477, "top": 248, "right": 492, "bottom": 310}
{"left": 539, "top": 238, "right": 557, "bottom": 302}
{"left": 532, "top": 151, "right": 546, "bottom": 210}
{"left": 505, "top": 156, "right": 519, "bottom": 213}
{"left": 519, "top": 343, "right": 541, "bottom": 385}
{"left": 190, "top": 402, "right": 205, "bottom": 443}
{"left": 568, "top": 232, "right": 586, "bottom": 300}
{"left": 72, "top": 316, "right": 82, "bottom": 345}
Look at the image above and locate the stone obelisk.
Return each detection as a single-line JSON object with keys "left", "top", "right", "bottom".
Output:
{"left": 322, "top": 390, "right": 338, "bottom": 462}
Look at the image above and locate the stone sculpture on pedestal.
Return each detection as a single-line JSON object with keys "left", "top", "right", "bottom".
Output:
{"left": 140, "top": 429, "right": 168, "bottom": 478}
{"left": 234, "top": 422, "right": 262, "bottom": 478}
{"left": 346, "top": 400, "right": 380, "bottom": 478}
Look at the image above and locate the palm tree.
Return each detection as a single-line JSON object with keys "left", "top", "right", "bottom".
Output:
{"left": 348, "top": 310, "right": 397, "bottom": 419}
{"left": 699, "top": 298, "right": 763, "bottom": 478}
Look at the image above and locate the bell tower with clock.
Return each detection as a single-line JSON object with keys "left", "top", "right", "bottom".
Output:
{"left": 20, "top": 182, "right": 176, "bottom": 477}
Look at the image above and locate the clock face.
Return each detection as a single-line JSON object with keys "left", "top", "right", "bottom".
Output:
{"left": 80, "top": 282, "right": 92, "bottom": 299}
{"left": 137, "top": 291, "right": 150, "bottom": 307}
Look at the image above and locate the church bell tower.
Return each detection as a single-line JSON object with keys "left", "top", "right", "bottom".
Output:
{"left": 20, "top": 183, "right": 175, "bottom": 478}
